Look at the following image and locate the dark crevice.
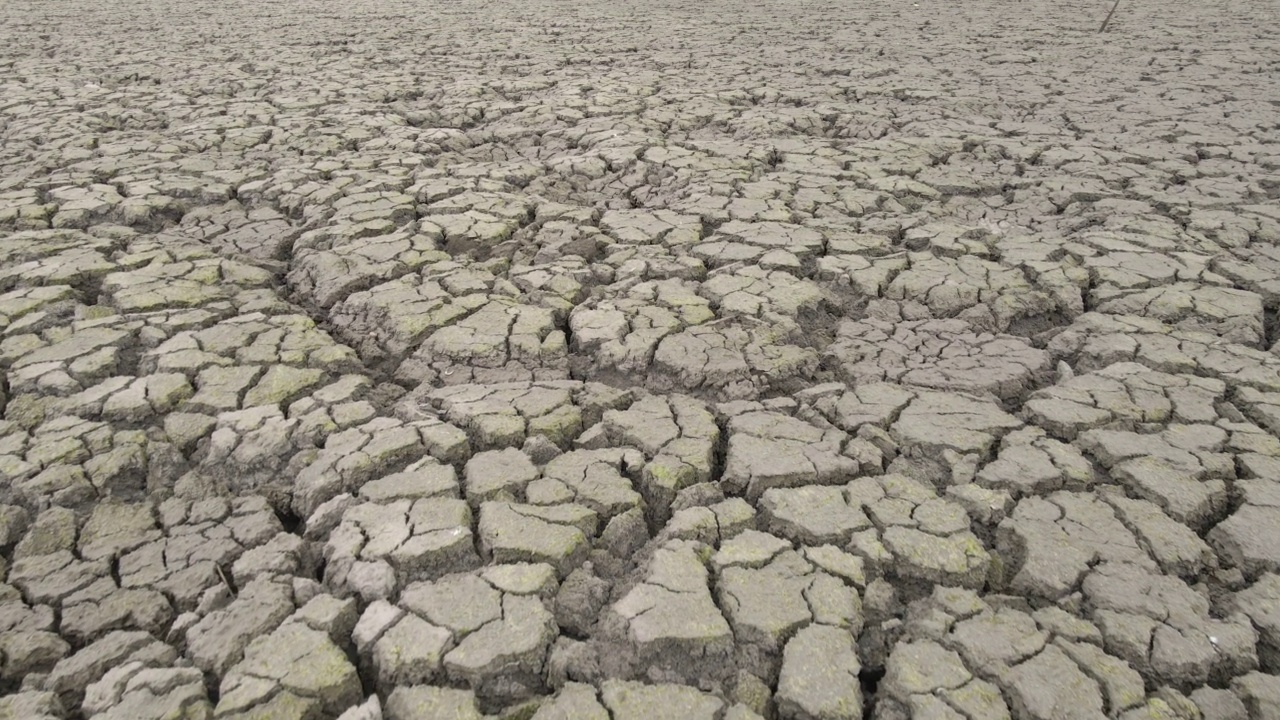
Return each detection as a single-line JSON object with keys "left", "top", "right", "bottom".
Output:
{"left": 1264, "top": 304, "right": 1280, "bottom": 350}
{"left": 275, "top": 507, "right": 303, "bottom": 535}
{"left": 859, "top": 666, "right": 886, "bottom": 717}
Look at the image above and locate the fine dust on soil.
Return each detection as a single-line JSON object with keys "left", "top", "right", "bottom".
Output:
{"left": 1, "top": 0, "right": 1279, "bottom": 718}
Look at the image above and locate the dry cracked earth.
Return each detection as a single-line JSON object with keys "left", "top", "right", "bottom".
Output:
{"left": 1, "top": 0, "right": 1279, "bottom": 718}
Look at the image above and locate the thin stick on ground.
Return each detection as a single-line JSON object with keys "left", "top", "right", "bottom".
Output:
{"left": 1099, "top": 0, "right": 1123, "bottom": 32}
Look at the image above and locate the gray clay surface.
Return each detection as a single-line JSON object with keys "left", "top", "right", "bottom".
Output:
{"left": 0, "top": 0, "right": 1278, "bottom": 717}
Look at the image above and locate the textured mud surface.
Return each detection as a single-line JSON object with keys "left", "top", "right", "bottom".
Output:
{"left": 1, "top": 0, "right": 1279, "bottom": 717}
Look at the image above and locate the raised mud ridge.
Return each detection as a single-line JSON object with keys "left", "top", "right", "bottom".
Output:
{"left": 1, "top": 0, "right": 1279, "bottom": 718}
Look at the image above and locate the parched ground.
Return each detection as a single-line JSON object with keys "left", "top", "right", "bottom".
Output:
{"left": 1, "top": 0, "right": 1279, "bottom": 718}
